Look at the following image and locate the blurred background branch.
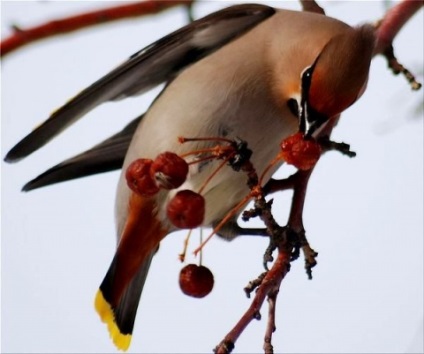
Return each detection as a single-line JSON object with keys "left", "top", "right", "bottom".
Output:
{"left": 1, "top": 0, "right": 194, "bottom": 57}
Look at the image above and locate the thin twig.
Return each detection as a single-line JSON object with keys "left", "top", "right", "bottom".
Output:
{"left": 244, "top": 272, "right": 267, "bottom": 298}
{"left": 318, "top": 137, "right": 357, "bottom": 158}
{"left": 262, "top": 174, "right": 297, "bottom": 196}
{"left": 299, "top": 0, "right": 325, "bottom": 15}
{"left": 371, "top": 1, "right": 423, "bottom": 89}
{"left": 383, "top": 45, "right": 422, "bottom": 90}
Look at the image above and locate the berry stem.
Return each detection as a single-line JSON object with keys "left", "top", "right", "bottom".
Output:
{"left": 258, "top": 153, "right": 282, "bottom": 186}
{"left": 178, "top": 229, "right": 193, "bottom": 263}
{"left": 179, "top": 136, "right": 235, "bottom": 144}
{"left": 199, "top": 229, "right": 203, "bottom": 266}
{"left": 180, "top": 147, "right": 220, "bottom": 158}
{"left": 187, "top": 155, "right": 216, "bottom": 165}
{"left": 193, "top": 193, "right": 252, "bottom": 256}
{"left": 197, "top": 158, "right": 230, "bottom": 195}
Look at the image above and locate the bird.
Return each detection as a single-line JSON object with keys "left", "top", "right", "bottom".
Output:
{"left": 4, "top": 3, "right": 376, "bottom": 351}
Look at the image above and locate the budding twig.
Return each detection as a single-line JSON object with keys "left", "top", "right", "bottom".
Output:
{"left": 244, "top": 272, "right": 267, "bottom": 298}
{"left": 373, "top": 0, "right": 423, "bottom": 90}
{"left": 383, "top": 45, "right": 422, "bottom": 90}
{"left": 318, "top": 137, "right": 357, "bottom": 158}
{"left": 299, "top": 0, "right": 325, "bottom": 15}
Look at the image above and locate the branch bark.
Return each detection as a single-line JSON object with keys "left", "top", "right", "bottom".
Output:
{"left": 215, "top": 249, "right": 291, "bottom": 354}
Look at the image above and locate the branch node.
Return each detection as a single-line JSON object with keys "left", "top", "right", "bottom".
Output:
{"left": 299, "top": 0, "right": 325, "bottom": 15}
{"left": 214, "top": 340, "right": 235, "bottom": 354}
{"left": 244, "top": 272, "right": 267, "bottom": 298}
{"left": 263, "top": 243, "right": 275, "bottom": 270}
{"left": 302, "top": 243, "right": 318, "bottom": 280}
{"left": 263, "top": 340, "right": 274, "bottom": 354}
{"left": 10, "top": 23, "right": 23, "bottom": 33}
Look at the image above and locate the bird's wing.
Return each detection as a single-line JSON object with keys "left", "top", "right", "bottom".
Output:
{"left": 22, "top": 115, "right": 143, "bottom": 191}
{"left": 5, "top": 4, "right": 275, "bottom": 162}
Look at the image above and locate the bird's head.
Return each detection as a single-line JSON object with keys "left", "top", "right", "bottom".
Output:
{"left": 298, "top": 25, "right": 376, "bottom": 137}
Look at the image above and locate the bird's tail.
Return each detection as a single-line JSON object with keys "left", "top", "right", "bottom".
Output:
{"left": 95, "top": 193, "right": 167, "bottom": 351}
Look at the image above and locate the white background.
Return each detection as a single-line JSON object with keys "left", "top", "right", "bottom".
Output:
{"left": 1, "top": 1, "right": 423, "bottom": 353}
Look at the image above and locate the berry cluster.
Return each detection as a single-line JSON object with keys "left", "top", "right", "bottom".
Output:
{"left": 126, "top": 152, "right": 188, "bottom": 195}
{"left": 126, "top": 151, "right": 213, "bottom": 298}
{"left": 124, "top": 134, "right": 321, "bottom": 299}
{"left": 125, "top": 152, "right": 205, "bottom": 230}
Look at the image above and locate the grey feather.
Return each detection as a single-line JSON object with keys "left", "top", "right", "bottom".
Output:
{"left": 22, "top": 115, "right": 142, "bottom": 191}
{"left": 114, "top": 251, "right": 155, "bottom": 336}
{"left": 5, "top": 4, "right": 275, "bottom": 162}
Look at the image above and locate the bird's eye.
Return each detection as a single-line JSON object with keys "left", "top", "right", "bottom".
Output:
{"left": 287, "top": 98, "right": 299, "bottom": 117}
{"left": 301, "top": 66, "right": 313, "bottom": 94}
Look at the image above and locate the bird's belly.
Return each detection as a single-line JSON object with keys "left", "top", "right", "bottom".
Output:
{"left": 116, "top": 65, "right": 298, "bottom": 232}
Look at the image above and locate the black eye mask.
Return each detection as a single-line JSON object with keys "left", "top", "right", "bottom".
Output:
{"left": 299, "top": 63, "right": 328, "bottom": 138}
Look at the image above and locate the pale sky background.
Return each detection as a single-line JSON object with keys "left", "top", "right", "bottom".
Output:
{"left": 1, "top": 1, "right": 423, "bottom": 353}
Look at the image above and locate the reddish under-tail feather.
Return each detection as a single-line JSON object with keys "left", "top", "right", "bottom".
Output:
{"left": 95, "top": 192, "right": 168, "bottom": 351}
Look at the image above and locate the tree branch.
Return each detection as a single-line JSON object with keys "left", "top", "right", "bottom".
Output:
{"left": 214, "top": 249, "right": 291, "bottom": 354}
{"left": 0, "top": 0, "right": 193, "bottom": 58}
{"left": 374, "top": 0, "right": 424, "bottom": 55}
{"left": 263, "top": 288, "right": 279, "bottom": 354}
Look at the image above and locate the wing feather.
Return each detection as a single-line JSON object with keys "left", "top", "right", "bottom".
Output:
{"left": 22, "top": 115, "right": 142, "bottom": 191}
{"left": 5, "top": 4, "right": 275, "bottom": 162}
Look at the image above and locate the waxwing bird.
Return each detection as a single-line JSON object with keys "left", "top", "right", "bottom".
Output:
{"left": 5, "top": 3, "right": 376, "bottom": 351}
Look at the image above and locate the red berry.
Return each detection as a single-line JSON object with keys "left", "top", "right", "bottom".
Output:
{"left": 280, "top": 133, "right": 321, "bottom": 170}
{"left": 167, "top": 190, "right": 205, "bottom": 229}
{"left": 125, "top": 158, "right": 160, "bottom": 196}
{"left": 179, "top": 264, "right": 214, "bottom": 298}
{"left": 151, "top": 152, "right": 189, "bottom": 189}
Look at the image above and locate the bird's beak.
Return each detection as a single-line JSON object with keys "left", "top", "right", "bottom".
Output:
{"left": 299, "top": 99, "right": 328, "bottom": 139}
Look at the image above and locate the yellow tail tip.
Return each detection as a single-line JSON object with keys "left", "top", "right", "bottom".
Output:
{"left": 95, "top": 290, "right": 132, "bottom": 351}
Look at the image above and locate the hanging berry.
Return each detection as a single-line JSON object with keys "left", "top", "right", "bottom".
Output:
{"left": 167, "top": 190, "right": 205, "bottom": 229}
{"left": 179, "top": 264, "right": 214, "bottom": 298}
